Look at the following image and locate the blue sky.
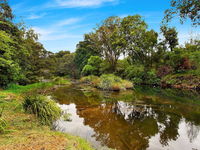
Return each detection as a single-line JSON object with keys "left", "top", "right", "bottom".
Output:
{"left": 10, "top": 0, "right": 200, "bottom": 53}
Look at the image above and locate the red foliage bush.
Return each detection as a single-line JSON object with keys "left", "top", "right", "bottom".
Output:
{"left": 157, "top": 65, "right": 173, "bottom": 78}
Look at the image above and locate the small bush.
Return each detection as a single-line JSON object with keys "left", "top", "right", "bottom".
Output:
{"left": 80, "top": 74, "right": 133, "bottom": 91}
{"left": 23, "top": 95, "right": 61, "bottom": 126}
{"left": 98, "top": 74, "right": 133, "bottom": 91}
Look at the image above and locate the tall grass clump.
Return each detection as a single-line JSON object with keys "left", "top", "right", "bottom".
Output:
{"left": 23, "top": 95, "right": 61, "bottom": 126}
{"left": 98, "top": 74, "right": 133, "bottom": 91}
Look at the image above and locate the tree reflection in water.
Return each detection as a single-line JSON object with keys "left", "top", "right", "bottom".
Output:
{"left": 52, "top": 85, "right": 200, "bottom": 150}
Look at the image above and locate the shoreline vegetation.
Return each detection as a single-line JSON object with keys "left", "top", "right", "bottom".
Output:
{"left": 0, "top": 78, "right": 94, "bottom": 150}
{"left": 80, "top": 74, "right": 133, "bottom": 91}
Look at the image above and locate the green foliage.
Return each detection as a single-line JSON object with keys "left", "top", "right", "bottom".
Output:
{"left": 115, "top": 59, "right": 130, "bottom": 78}
{"left": 0, "top": 30, "right": 22, "bottom": 87}
{"left": 74, "top": 36, "right": 100, "bottom": 74}
{"left": 160, "top": 25, "right": 178, "bottom": 51}
{"left": 123, "top": 65, "right": 161, "bottom": 85}
{"left": 82, "top": 56, "right": 102, "bottom": 76}
{"left": 5, "top": 82, "right": 54, "bottom": 94}
{"left": 54, "top": 52, "right": 79, "bottom": 78}
{"left": 144, "top": 70, "right": 161, "bottom": 85}
{"left": 82, "top": 65, "right": 97, "bottom": 76}
{"left": 23, "top": 95, "right": 61, "bottom": 126}
{"left": 124, "top": 65, "right": 144, "bottom": 84}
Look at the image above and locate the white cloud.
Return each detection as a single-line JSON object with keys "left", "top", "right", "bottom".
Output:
{"left": 27, "top": 13, "right": 46, "bottom": 20}
{"left": 56, "top": 18, "right": 81, "bottom": 26}
{"left": 55, "top": 0, "right": 116, "bottom": 8}
{"left": 32, "top": 27, "right": 54, "bottom": 36}
{"left": 33, "top": 26, "right": 81, "bottom": 41}
{"left": 32, "top": 17, "right": 83, "bottom": 41}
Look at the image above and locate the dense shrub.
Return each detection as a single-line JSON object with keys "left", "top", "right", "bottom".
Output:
{"left": 82, "top": 65, "right": 97, "bottom": 76}
{"left": 124, "top": 65, "right": 144, "bottom": 84}
{"left": 115, "top": 59, "right": 130, "bottom": 78}
{"left": 82, "top": 56, "right": 102, "bottom": 76}
{"left": 23, "top": 95, "right": 61, "bottom": 126}
{"left": 143, "top": 70, "right": 161, "bottom": 85}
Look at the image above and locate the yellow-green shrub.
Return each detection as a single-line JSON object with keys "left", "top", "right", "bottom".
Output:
{"left": 81, "top": 74, "right": 133, "bottom": 91}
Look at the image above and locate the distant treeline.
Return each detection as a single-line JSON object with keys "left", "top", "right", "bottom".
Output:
{"left": 0, "top": 0, "right": 199, "bottom": 89}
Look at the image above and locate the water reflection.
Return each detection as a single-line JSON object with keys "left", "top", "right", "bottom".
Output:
{"left": 52, "top": 85, "right": 200, "bottom": 150}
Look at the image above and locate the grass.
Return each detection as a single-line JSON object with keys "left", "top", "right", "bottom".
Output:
{"left": 0, "top": 118, "right": 7, "bottom": 133}
{"left": 3, "top": 77, "right": 71, "bottom": 95}
{"left": 53, "top": 77, "right": 71, "bottom": 85}
{"left": 4, "top": 82, "right": 55, "bottom": 94}
{"left": 80, "top": 74, "right": 133, "bottom": 91}
{"left": 23, "top": 95, "right": 61, "bottom": 126}
{"left": 0, "top": 80, "right": 94, "bottom": 150}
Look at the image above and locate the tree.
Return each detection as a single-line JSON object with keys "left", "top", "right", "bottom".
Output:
{"left": 74, "top": 33, "right": 101, "bottom": 75}
{"left": 121, "top": 15, "right": 158, "bottom": 67}
{"left": 0, "top": 31, "right": 21, "bottom": 87}
{"left": 0, "top": 0, "right": 14, "bottom": 21}
{"left": 164, "top": 0, "right": 200, "bottom": 25}
{"left": 92, "top": 16, "right": 124, "bottom": 72}
{"left": 55, "top": 52, "right": 78, "bottom": 78}
{"left": 160, "top": 25, "right": 178, "bottom": 51}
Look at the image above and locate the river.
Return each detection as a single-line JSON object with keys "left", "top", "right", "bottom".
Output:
{"left": 51, "top": 84, "right": 200, "bottom": 150}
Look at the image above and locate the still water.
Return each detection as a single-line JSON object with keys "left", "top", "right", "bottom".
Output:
{"left": 52, "top": 84, "right": 200, "bottom": 150}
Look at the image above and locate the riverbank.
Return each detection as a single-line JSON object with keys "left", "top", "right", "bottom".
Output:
{"left": 161, "top": 73, "right": 200, "bottom": 90}
{"left": 79, "top": 73, "right": 200, "bottom": 92}
{"left": 0, "top": 80, "right": 94, "bottom": 150}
